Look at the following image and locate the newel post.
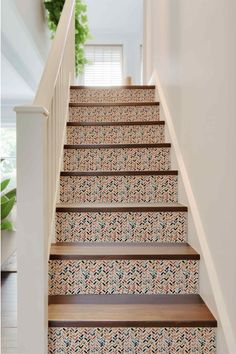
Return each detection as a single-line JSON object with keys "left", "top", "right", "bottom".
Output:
{"left": 15, "top": 106, "right": 49, "bottom": 354}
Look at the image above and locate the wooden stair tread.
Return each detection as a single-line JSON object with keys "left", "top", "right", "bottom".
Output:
{"left": 67, "top": 121, "right": 164, "bottom": 126}
{"left": 50, "top": 243, "right": 199, "bottom": 260}
{"left": 69, "top": 102, "right": 159, "bottom": 107}
{"left": 60, "top": 170, "right": 178, "bottom": 176}
{"left": 56, "top": 202, "right": 187, "bottom": 211}
{"left": 56, "top": 202, "right": 187, "bottom": 212}
{"left": 48, "top": 294, "right": 216, "bottom": 327}
{"left": 64, "top": 143, "right": 171, "bottom": 149}
{"left": 70, "top": 85, "right": 156, "bottom": 89}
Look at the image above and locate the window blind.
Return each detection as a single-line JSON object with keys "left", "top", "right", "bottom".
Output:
{"left": 83, "top": 45, "right": 123, "bottom": 86}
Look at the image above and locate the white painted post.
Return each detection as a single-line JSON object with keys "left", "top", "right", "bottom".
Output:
{"left": 143, "top": 0, "right": 153, "bottom": 84}
{"left": 15, "top": 106, "right": 49, "bottom": 354}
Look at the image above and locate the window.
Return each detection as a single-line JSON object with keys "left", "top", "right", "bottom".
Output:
{"left": 0, "top": 127, "right": 16, "bottom": 188}
{"left": 83, "top": 45, "right": 123, "bottom": 86}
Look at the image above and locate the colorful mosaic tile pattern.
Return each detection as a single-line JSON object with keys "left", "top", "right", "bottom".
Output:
{"left": 70, "top": 88, "right": 155, "bottom": 103}
{"left": 60, "top": 175, "right": 178, "bottom": 204}
{"left": 48, "top": 259, "right": 198, "bottom": 295}
{"left": 67, "top": 124, "right": 165, "bottom": 145}
{"left": 64, "top": 147, "right": 171, "bottom": 172}
{"left": 48, "top": 327, "right": 216, "bottom": 354}
{"left": 49, "top": 86, "right": 216, "bottom": 352}
{"left": 56, "top": 211, "right": 187, "bottom": 243}
{"left": 69, "top": 105, "right": 160, "bottom": 122}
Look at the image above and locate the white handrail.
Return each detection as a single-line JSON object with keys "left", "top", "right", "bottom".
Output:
{"left": 15, "top": 1, "right": 75, "bottom": 353}
{"left": 34, "top": 0, "right": 75, "bottom": 109}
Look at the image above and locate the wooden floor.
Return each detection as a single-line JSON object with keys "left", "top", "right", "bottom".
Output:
{"left": 1, "top": 273, "right": 17, "bottom": 354}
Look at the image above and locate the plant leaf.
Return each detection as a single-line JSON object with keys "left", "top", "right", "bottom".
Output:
{"left": 1, "top": 197, "right": 15, "bottom": 220}
{"left": 1, "top": 219, "right": 13, "bottom": 231}
{"left": 5, "top": 188, "right": 16, "bottom": 200}
{"left": 1, "top": 195, "right": 9, "bottom": 203}
{"left": 1, "top": 179, "right": 10, "bottom": 192}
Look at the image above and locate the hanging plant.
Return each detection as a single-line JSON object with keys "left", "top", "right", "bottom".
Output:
{"left": 44, "top": 0, "right": 91, "bottom": 75}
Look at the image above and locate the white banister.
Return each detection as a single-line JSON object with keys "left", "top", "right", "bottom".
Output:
{"left": 34, "top": 0, "right": 75, "bottom": 109}
{"left": 14, "top": 1, "right": 75, "bottom": 353}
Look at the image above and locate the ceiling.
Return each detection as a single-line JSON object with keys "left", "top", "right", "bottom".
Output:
{"left": 1, "top": 0, "right": 50, "bottom": 125}
{"left": 85, "top": 0, "right": 143, "bottom": 36}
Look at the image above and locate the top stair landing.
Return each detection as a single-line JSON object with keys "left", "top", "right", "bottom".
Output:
{"left": 70, "top": 85, "right": 156, "bottom": 104}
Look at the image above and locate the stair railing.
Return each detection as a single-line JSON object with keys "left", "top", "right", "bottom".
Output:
{"left": 14, "top": 1, "right": 75, "bottom": 353}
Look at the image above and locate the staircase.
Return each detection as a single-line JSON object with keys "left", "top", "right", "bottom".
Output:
{"left": 48, "top": 86, "right": 217, "bottom": 353}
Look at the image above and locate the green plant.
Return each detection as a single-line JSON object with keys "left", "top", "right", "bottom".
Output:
{"left": 44, "top": 0, "right": 91, "bottom": 75}
{"left": 1, "top": 178, "right": 16, "bottom": 231}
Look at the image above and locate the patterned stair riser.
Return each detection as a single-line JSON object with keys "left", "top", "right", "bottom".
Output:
{"left": 69, "top": 105, "right": 160, "bottom": 122}
{"left": 60, "top": 175, "right": 178, "bottom": 203}
{"left": 56, "top": 211, "right": 187, "bottom": 243}
{"left": 49, "top": 83, "right": 216, "bottom": 353}
{"left": 67, "top": 124, "right": 165, "bottom": 145}
{"left": 48, "top": 259, "right": 198, "bottom": 295}
{"left": 64, "top": 147, "right": 171, "bottom": 172}
{"left": 70, "top": 88, "right": 155, "bottom": 103}
{"left": 48, "top": 327, "right": 216, "bottom": 354}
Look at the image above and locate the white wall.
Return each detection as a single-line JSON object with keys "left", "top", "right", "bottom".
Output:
{"left": 1, "top": 0, "right": 50, "bottom": 125}
{"left": 83, "top": 0, "right": 143, "bottom": 84}
{"left": 144, "top": 1, "right": 236, "bottom": 353}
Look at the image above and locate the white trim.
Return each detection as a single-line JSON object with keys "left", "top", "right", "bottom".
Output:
{"left": 14, "top": 105, "right": 49, "bottom": 116}
{"left": 150, "top": 70, "right": 236, "bottom": 354}
{"left": 16, "top": 108, "right": 48, "bottom": 354}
